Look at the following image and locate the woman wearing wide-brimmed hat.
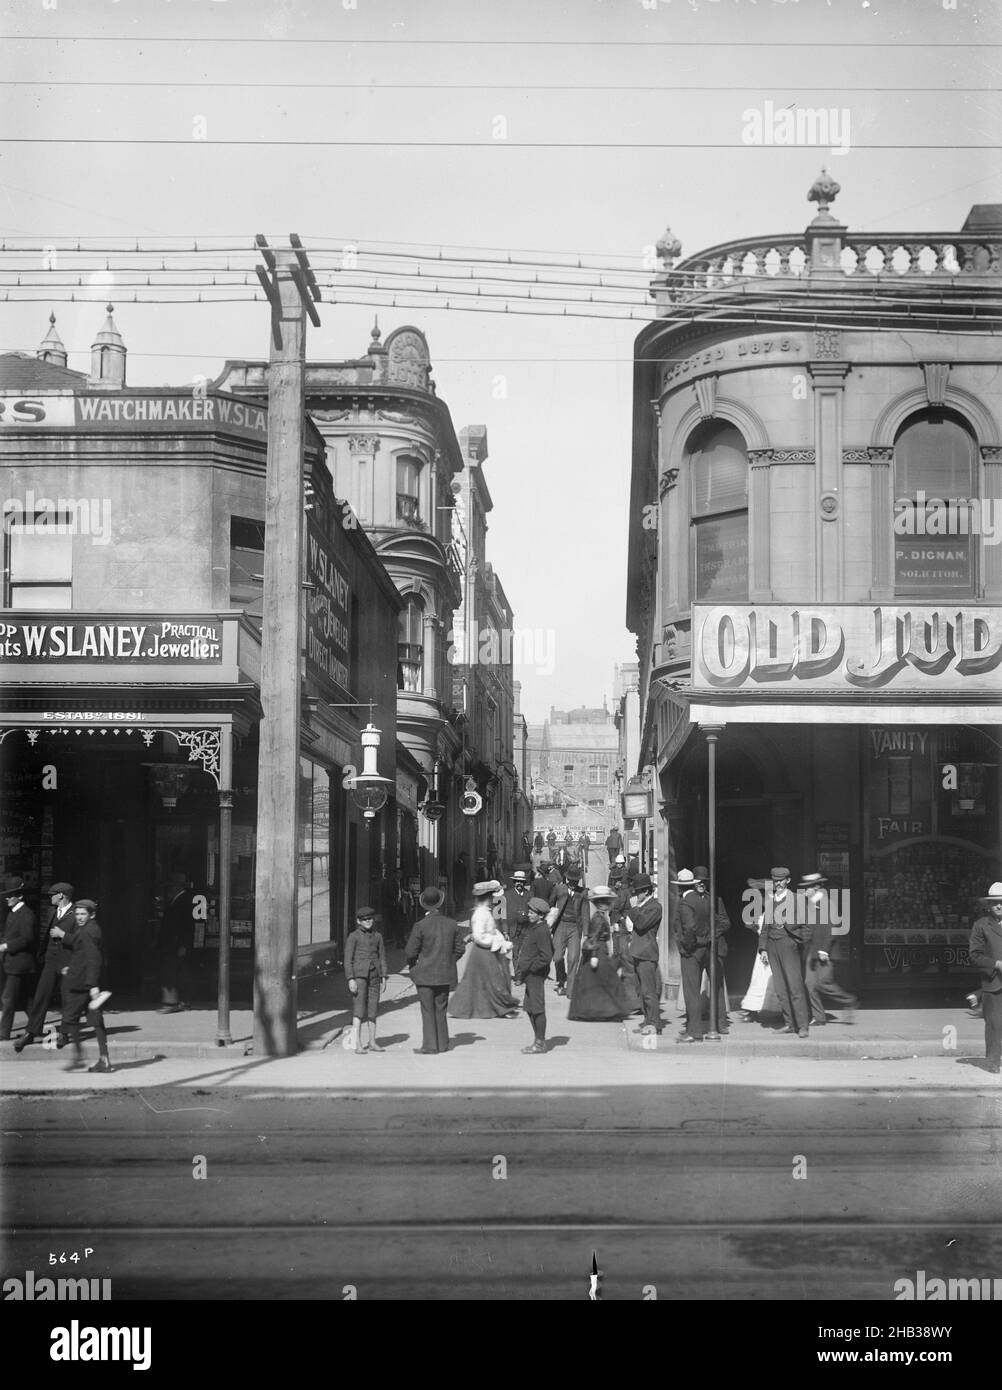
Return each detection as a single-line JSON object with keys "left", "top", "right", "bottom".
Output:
{"left": 448, "top": 880, "right": 521, "bottom": 1020}
{"left": 567, "top": 886, "right": 631, "bottom": 1022}
{"left": 969, "top": 882, "right": 1002, "bottom": 1075}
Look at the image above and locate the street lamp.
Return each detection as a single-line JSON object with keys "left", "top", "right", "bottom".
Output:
{"left": 346, "top": 723, "right": 392, "bottom": 823}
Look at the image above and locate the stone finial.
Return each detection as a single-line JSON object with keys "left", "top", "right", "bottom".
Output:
{"left": 38, "top": 311, "right": 68, "bottom": 368}
{"left": 808, "top": 168, "right": 841, "bottom": 218}
{"left": 655, "top": 226, "right": 682, "bottom": 268}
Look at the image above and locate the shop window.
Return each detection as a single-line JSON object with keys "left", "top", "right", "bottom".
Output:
{"left": 893, "top": 413, "right": 977, "bottom": 596}
{"left": 688, "top": 422, "right": 749, "bottom": 602}
{"left": 397, "top": 596, "right": 424, "bottom": 692}
{"left": 396, "top": 457, "right": 422, "bottom": 526}
{"left": 298, "top": 758, "right": 334, "bottom": 947}
{"left": 4, "top": 516, "right": 73, "bottom": 609}
{"left": 229, "top": 517, "right": 265, "bottom": 625}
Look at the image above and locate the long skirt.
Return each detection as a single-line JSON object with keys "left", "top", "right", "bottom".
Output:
{"left": 741, "top": 952, "right": 780, "bottom": 1013}
{"left": 448, "top": 943, "right": 520, "bottom": 1018}
{"left": 611, "top": 931, "right": 642, "bottom": 1012}
{"left": 568, "top": 954, "right": 630, "bottom": 1021}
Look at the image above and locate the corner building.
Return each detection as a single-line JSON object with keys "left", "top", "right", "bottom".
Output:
{"left": 0, "top": 310, "right": 401, "bottom": 1002}
{"left": 627, "top": 181, "right": 1001, "bottom": 1001}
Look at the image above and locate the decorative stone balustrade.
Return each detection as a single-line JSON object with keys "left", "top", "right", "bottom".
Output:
{"left": 653, "top": 233, "right": 1002, "bottom": 304}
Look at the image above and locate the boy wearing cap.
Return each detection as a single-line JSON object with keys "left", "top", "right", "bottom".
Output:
{"left": 515, "top": 897, "right": 555, "bottom": 1054}
{"left": 15, "top": 881, "right": 75, "bottom": 1051}
{"left": 0, "top": 877, "right": 37, "bottom": 1042}
{"left": 344, "top": 907, "right": 388, "bottom": 1054}
{"left": 60, "top": 900, "right": 113, "bottom": 1073}
{"left": 405, "top": 887, "right": 465, "bottom": 1054}
{"left": 968, "top": 883, "right": 1002, "bottom": 1075}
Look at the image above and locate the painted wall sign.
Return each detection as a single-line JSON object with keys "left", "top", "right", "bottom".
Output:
{"left": 0, "top": 392, "right": 266, "bottom": 438}
{"left": 0, "top": 619, "right": 222, "bottom": 663}
{"left": 304, "top": 517, "right": 352, "bottom": 701}
{"left": 692, "top": 604, "right": 1002, "bottom": 692}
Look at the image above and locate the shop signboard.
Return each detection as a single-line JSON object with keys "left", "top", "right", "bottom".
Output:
{"left": 692, "top": 603, "right": 1002, "bottom": 692}
{"left": 0, "top": 618, "right": 222, "bottom": 663}
{"left": 304, "top": 517, "right": 352, "bottom": 701}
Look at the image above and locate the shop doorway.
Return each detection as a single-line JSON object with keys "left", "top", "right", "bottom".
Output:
{"left": 716, "top": 801, "right": 774, "bottom": 996}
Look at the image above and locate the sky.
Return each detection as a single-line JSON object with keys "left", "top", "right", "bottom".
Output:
{"left": 2, "top": 0, "right": 999, "bottom": 723}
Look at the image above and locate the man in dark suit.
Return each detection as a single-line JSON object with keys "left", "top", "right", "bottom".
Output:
{"left": 676, "top": 869, "right": 729, "bottom": 1043}
{"left": 758, "top": 867, "right": 811, "bottom": 1037}
{"left": 16, "top": 881, "right": 75, "bottom": 1052}
{"left": 800, "top": 871, "right": 858, "bottom": 1025}
{"left": 501, "top": 869, "right": 532, "bottom": 957}
{"left": 627, "top": 873, "right": 663, "bottom": 1036}
{"left": 969, "top": 882, "right": 1002, "bottom": 1075}
{"left": 1, "top": 876, "right": 37, "bottom": 1041}
{"left": 405, "top": 886, "right": 465, "bottom": 1054}
{"left": 605, "top": 827, "right": 624, "bottom": 867}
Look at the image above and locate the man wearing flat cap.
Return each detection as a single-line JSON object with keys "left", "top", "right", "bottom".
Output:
{"left": 514, "top": 897, "right": 555, "bottom": 1054}
{"left": 757, "top": 867, "right": 811, "bottom": 1037}
{"left": 969, "top": 882, "right": 1002, "bottom": 1075}
{"left": 1, "top": 877, "right": 37, "bottom": 1042}
{"left": 405, "top": 887, "right": 466, "bottom": 1054}
{"left": 16, "top": 881, "right": 75, "bottom": 1051}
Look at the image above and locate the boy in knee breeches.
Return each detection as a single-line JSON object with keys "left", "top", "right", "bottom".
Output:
{"left": 344, "top": 907, "right": 388, "bottom": 1054}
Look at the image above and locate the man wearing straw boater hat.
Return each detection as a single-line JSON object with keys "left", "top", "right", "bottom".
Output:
{"left": 969, "top": 882, "right": 1002, "bottom": 1075}
{"left": 799, "top": 871, "right": 858, "bottom": 1026}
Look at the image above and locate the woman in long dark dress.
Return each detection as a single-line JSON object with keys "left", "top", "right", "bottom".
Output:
{"left": 568, "top": 886, "right": 630, "bottom": 1022}
{"left": 448, "top": 880, "right": 521, "bottom": 1020}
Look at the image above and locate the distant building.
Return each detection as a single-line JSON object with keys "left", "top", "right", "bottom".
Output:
{"left": 529, "top": 701, "right": 619, "bottom": 839}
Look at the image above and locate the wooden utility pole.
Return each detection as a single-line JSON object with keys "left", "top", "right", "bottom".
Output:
{"left": 253, "top": 235, "right": 320, "bottom": 1057}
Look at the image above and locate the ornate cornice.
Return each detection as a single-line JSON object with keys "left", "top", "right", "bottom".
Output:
{"left": 771, "top": 448, "right": 816, "bottom": 463}
{"left": 844, "top": 445, "right": 893, "bottom": 463}
{"left": 980, "top": 445, "right": 1002, "bottom": 463}
{"left": 748, "top": 448, "right": 775, "bottom": 467}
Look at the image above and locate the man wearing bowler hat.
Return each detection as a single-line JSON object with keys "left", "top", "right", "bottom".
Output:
{"left": 627, "top": 873, "right": 663, "bottom": 1035}
{"left": 758, "top": 867, "right": 811, "bottom": 1037}
{"left": 15, "top": 881, "right": 75, "bottom": 1052}
{"left": 0, "top": 877, "right": 37, "bottom": 1042}
{"left": 968, "top": 882, "right": 1002, "bottom": 1075}
{"left": 405, "top": 886, "right": 466, "bottom": 1054}
{"left": 800, "top": 871, "right": 858, "bottom": 1025}
{"left": 514, "top": 897, "right": 555, "bottom": 1054}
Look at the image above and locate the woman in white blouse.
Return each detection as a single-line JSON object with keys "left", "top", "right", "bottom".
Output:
{"left": 448, "top": 879, "right": 521, "bottom": 1019}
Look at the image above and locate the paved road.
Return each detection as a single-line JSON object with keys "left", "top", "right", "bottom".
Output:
{"left": 4, "top": 1059, "right": 1000, "bottom": 1300}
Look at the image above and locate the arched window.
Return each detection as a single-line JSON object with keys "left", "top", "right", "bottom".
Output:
{"left": 688, "top": 422, "right": 749, "bottom": 601}
{"left": 396, "top": 457, "right": 422, "bottom": 525}
{"left": 893, "top": 412, "right": 977, "bottom": 596}
{"left": 397, "top": 596, "right": 424, "bottom": 692}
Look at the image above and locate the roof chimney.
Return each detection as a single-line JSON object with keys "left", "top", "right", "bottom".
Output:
{"left": 89, "top": 303, "right": 126, "bottom": 388}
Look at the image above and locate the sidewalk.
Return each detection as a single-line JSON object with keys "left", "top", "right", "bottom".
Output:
{"left": 1, "top": 963, "right": 989, "bottom": 1063}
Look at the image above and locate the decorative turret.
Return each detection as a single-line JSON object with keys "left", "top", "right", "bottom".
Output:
{"left": 367, "top": 316, "right": 388, "bottom": 383}
{"left": 88, "top": 303, "right": 126, "bottom": 388}
{"left": 37, "top": 312, "right": 68, "bottom": 368}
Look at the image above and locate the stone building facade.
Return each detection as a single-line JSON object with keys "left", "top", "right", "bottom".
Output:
{"left": 627, "top": 178, "right": 1002, "bottom": 1000}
